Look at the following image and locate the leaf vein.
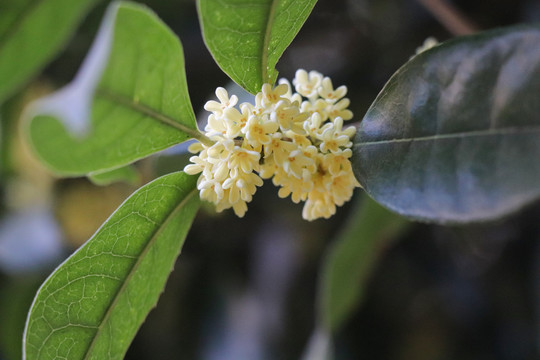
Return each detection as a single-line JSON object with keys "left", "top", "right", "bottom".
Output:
{"left": 81, "top": 188, "right": 198, "bottom": 359}
{"left": 261, "top": 0, "right": 279, "bottom": 84}
{"left": 355, "top": 125, "right": 540, "bottom": 147}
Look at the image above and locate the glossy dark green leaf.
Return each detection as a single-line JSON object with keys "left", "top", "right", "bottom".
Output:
{"left": 24, "top": 171, "right": 199, "bottom": 360}
{"left": 0, "top": 0, "right": 100, "bottom": 104}
{"left": 318, "top": 195, "right": 410, "bottom": 333}
{"left": 353, "top": 24, "right": 540, "bottom": 223}
{"left": 27, "top": 2, "right": 207, "bottom": 176}
{"left": 197, "top": 0, "right": 317, "bottom": 94}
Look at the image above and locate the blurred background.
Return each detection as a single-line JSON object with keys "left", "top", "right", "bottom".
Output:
{"left": 1, "top": 0, "right": 540, "bottom": 359}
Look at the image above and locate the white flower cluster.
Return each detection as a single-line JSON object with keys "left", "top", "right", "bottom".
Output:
{"left": 184, "top": 69, "right": 360, "bottom": 220}
{"left": 414, "top": 37, "right": 438, "bottom": 56}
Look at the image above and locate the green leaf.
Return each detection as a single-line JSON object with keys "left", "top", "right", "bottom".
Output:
{"left": 23, "top": 171, "right": 200, "bottom": 360}
{"left": 88, "top": 165, "right": 139, "bottom": 186}
{"left": 0, "top": 0, "right": 100, "bottom": 104}
{"left": 353, "top": 24, "right": 540, "bottom": 223}
{"left": 319, "top": 195, "right": 410, "bottom": 333}
{"left": 27, "top": 2, "right": 207, "bottom": 176}
{"left": 197, "top": 0, "right": 317, "bottom": 94}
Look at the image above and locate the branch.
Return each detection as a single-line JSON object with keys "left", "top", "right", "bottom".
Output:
{"left": 417, "top": 0, "right": 479, "bottom": 36}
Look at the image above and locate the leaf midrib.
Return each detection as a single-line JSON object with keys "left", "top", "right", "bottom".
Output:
{"left": 82, "top": 187, "right": 197, "bottom": 359}
{"left": 355, "top": 125, "right": 540, "bottom": 147}
{"left": 261, "top": 0, "right": 279, "bottom": 84}
{"left": 96, "top": 87, "right": 213, "bottom": 146}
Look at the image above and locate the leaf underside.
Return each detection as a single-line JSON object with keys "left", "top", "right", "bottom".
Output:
{"left": 354, "top": 24, "right": 540, "bottom": 223}
{"left": 197, "top": 0, "right": 317, "bottom": 94}
{"left": 28, "top": 2, "right": 200, "bottom": 176}
{"left": 88, "top": 165, "right": 139, "bottom": 186}
{"left": 24, "top": 171, "right": 199, "bottom": 360}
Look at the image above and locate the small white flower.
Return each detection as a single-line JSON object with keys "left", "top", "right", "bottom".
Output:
{"left": 205, "top": 114, "right": 227, "bottom": 136}
{"left": 271, "top": 100, "right": 308, "bottom": 134}
{"left": 318, "top": 77, "right": 347, "bottom": 102}
{"left": 303, "top": 112, "right": 325, "bottom": 138}
{"left": 198, "top": 177, "right": 224, "bottom": 203}
{"left": 227, "top": 146, "right": 261, "bottom": 176}
{"left": 293, "top": 69, "right": 323, "bottom": 99}
{"left": 261, "top": 83, "right": 289, "bottom": 107}
{"left": 204, "top": 87, "right": 238, "bottom": 116}
{"left": 281, "top": 147, "right": 316, "bottom": 179}
{"left": 223, "top": 105, "right": 250, "bottom": 138}
{"left": 326, "top": 98, "right": 353, "bottom": 121}
{"left": 242, "top": 114, "right": 279, "bottom": 147}
{"left": 414, "top": 37, "right": 438, "bottom": 56}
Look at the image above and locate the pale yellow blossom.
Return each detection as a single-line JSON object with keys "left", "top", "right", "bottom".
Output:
{"left": 222, "top": 105, "right": 250, "bottom": 138}
{"left": 293, "top": 69, "right": 323, "bottom": 99}
{"left": 319, "top": 117, "right": 355, "bottom": 153}
{"left": 204, "top": 87, "right": 238, "bottom": 115}
{"left": 227, "top": 146, "right": 260, "bottom": 176}
{"left": 185, "top": 70, "right": 360, "bottom": 220}
{"left": 261, "top": 83, "right": 289, "bottom": 107}
{"left": 324, "top": 148, "right": 353, "bottom": 176}
{"left": 271, "top": 100, "right": 308, "bottom": 134}
{"left": 282, "top": 147, "right": 317, "bottom": 179}
{"left": 326, "top": 98, "right": 353, "bottom": 120}
{"left": 318, "top": 77, "right": 347, "bottom": 102}
{"left": 242, "top": 114, "right": 279, "bottom": 147}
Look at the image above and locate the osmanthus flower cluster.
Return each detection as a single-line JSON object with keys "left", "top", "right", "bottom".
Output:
{"left": 184, "top": 70, "right": 360, "bottom": 221}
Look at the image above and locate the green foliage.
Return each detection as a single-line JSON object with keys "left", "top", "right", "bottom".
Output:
{"left": 0, "top": 276, "right": 43, "bottom": 360}
{"left": 353, "top": 24, "right": 540, "bottom": 223}
{"left": 197, "top": 0, "right": 317, "bottom": 94}
{"left": 0, "top": 0, "right": 100, "bottom": 104}
{"left": 23, "top": 171, "right": 199, "bottom": 360}
{"left": 0, "top": 99, "right": 17, "bottom": 177}
{"left": 28, "top": 2, "right": 204, "bottom": 176}
{"left": 319, "top": 195, "right": 410, "bottom": 333}
{"left": 88, "top": 166, "right": 139, "bottom": 186}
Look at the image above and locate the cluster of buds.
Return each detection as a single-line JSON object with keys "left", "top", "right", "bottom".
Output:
{"left": 184, "top": 69, "right": 360, "bottom": 221}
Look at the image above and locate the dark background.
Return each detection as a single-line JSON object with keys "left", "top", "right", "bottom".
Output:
{"left": 1, "top": 0, "right": 540, "bottom": 359}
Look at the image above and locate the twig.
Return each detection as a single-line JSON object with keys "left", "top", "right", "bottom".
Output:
{"left": 416, "top": 0, "right": 479, "bottom": 36}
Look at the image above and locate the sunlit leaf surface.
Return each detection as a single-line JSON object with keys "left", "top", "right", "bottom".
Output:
{"left": 24, "top": 172, "right": 199, "bottom": 360}
{"left": 28, "top": 2, "right": 203, "bottom": 176}
{"left": 197, "top": 0, "right": 317, "bottom": 94}
{"left": 353, "top": 25, "right": 540, "bottom": 223}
